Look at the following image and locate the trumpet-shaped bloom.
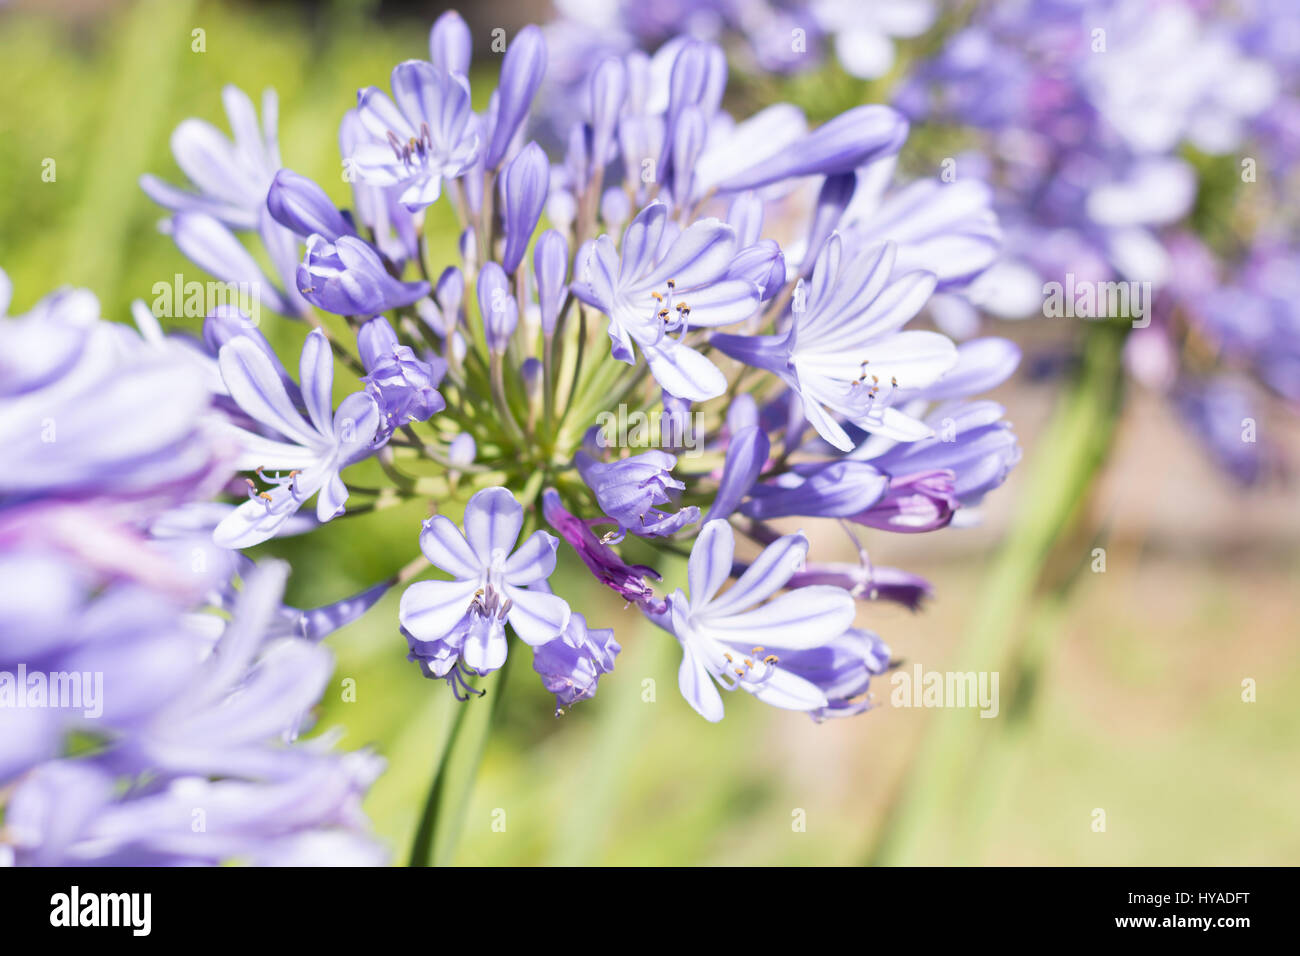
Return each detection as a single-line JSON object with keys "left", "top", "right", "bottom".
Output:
{"left": 213, "top": 330, "right": 380, "bottom": 548}
{"left": 297, "top": 234, "right": 430, "bottom": 318}
{"left": 572, "top": 201, "right": 761, "bottom": 401}
{"left": 651, "top": 520, "right": 856, "bottom": 721}
{"left": 712, "top": 236, "right": 955, "bottom": 450}
{"left": 532, "top": 611, "right": 621, "bottom": 715}
{"left": 139, "top": 85, "right": 281, "bottom": 230}
{"left": 400, "top": 488, "right": 571, "bottom": 679}
{"left": 351, "top": 60, "right": 480, "bottom": 210}
{"left": 575, "top": 450, "right": 699, "bottom": 538}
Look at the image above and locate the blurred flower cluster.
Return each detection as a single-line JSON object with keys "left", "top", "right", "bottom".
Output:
{"left": 891, "top": 0, "right": 1299, "bottom": 482}
{"left": 0, "top": 272, "right": 387, "bottom": 865}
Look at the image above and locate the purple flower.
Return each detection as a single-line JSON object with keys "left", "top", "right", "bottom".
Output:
{"left": 340, "top": 109, "right": 420, "bottom": 269}
{"left": 498, "top": 142, "right": 549, "bottom": 274}
{"left": 400, "top": 487, "right": 570, "bottom": 682}
{"left": 357, "top": 316, "right": 445, "bottom": 439}
{"left": 352, "top": 61, "right": 480, "bottom": 210}
{"left": 777, "top": 628, "right": 893, "bottom": 722}
{"left": 541, "top": 489, "right": 665, "bottom": 612}
{"left": 576, "top": 450, "right": 699, "bottom": 538}
{"left": 212, "top": 330, "right": 380, "bottom": 548}
{"left": 297, "top": 234, "right": 430, "bottom": 317}
{"left": 532, "top": 611, "right": 621, "bottom": 715}
{"left": 534, "top": 229, "right": 569, "bottom": 335}
{"left": 651, "top": 521, "right": 856, "bottom": 721}
{"left": 429, "top": 9, "right": 473, "bottom": 75}
{"left": 140, "top": 85, "right": 281, "bottom": 230}
{"left": 719, "top": 105, "right": 909, "bottom": 192}
{"left": 0, "top": 274, "right": 225, "bottom": 508}
{"left": 572, "top": 201, "right": 761, "bottom": 401}
{"left": 267, "top": 169, "right": 357, "bottom": 242}
{"left": 484, "top": 26, "right": 547, "bottom": 170}
{"left": 713, "top": 236, "right": 954, "bottom": 450}
{"left": 852, "top": 469, "right": 959, "bottom": 533}
{"left": 476, "top": 262, "right": 518, "bottom": 352}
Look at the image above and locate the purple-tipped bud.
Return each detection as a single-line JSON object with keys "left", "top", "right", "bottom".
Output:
{"left": 448, "top": 432, "right": 476, "bottom": 468}
{"left": 743, "top": 461, "right": 890, "bottom": 520}
{"left": 541, "top": 489, "right": 665, "bottom": 613}
{"left": 429, "top": 10, "right": 472, "bottom": 76}
{"left": 721, "top": 105, "right": 909, "bottom": 192}
{"left": 357, "top": 316, "right": 445, "bottom": 438}
{"left": 436, "top": 265, "right": 464, "bottom": 319}
{"left": 476, "top": 261, "right": 517, "bottom": 352}
{"left": 803, "top": 172, "right": 857, "bottom": 275}
{"left": 521, "top": 356, "right": 544, "bottom": 398}
{"left": 484, "top": 25, "right": 547, "bottom": 170}
{"left": 728, "top": 240, "right": 787, "bottom": 301}
{"left": 267, "top": 169, "right": 356, "bottom": 242}
{"left": 534, "top": 229, "right": 569, "bottom": 335}
{"left": 588, "top": 56, "right": 627, "bottom": 177}
{"left": 498, "top": 142, "right": 549, "bottom": 274}
{"left": 852, "top": 470, "right": 959, "bottom": 533}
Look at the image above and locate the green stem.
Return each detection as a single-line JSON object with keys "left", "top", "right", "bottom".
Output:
{"left": 865, "top": 323, "right": 1128, "bottom": 865}
{"left": 408, "top": 654, "right": 515, "bottom": 867}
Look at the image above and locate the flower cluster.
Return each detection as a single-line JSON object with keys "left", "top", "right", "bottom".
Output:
{"left": 127, "top": 10, "right": 1022, "bottom": 727}
{"left": 893, "top": 0, "right": 1300, "bottom": 482}
{"left": 0, "top": 272, "right": 387, "bottom": 865}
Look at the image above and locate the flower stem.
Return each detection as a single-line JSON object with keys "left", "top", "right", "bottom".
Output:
{"left": 407, "top": 654, "right": 514, "bottom": 867}
{"left": 865, "top": 322, "right": 1128, "bottom": 865}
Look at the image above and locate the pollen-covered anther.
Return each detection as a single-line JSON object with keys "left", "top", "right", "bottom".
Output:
{"left": 763, "top": 654, "right": 779, "bottom": 665}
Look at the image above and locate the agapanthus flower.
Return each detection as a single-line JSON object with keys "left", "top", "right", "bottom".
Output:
{"left": 532, "top": 610, "right": 621, "bottom": 716}
{"left": 212, "top": 329, "right": 381, "bottom": 547}
{"left": 649, "top": 521, "right": 856, "bottom": 721}
{"left": 714, "top": 237, "right": 954, "bottom": 450}
{"left": 401, "top": 488, "right": 570, "bottom": 686}
{"left": 351, "top": 60, "right": 480, "bottom": 210}
{"left": 572, "top": 200, "right": 761, "bottom": 401}
{"left": 575, "top": 450, "right": 700, "bottom": 538}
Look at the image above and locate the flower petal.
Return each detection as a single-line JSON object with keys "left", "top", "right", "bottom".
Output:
{"left": 398, "top": 577, "right": 478, "bottom": 641}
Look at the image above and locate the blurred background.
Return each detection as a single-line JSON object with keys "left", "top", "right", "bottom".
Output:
{"left": 3, "top": 0, "right": 1297, "bottom": 865}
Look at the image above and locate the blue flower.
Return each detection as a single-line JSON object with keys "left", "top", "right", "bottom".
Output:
{"left": 651, "top": 521, "right": 856, "bottom": 721}
{"left": 351, "top": 61, "right": 480, "bottom": 211}
{"left": 297, "top": 234, "right": 430, "bottom": 317}
{"left": 713, "top": 236, "right": 955, "bottom": 450}
{"left": 576, "top": 449, "right": 699, "bottom": 538}
{"left": 401, "top": 488, "right": 571, "bottom": 685}
{"left": 532, "top": 610, "right": 621, "bottom": 716}
{"left": 572, "top": 201, "right": 761, "bottom": 401}
{"left": 213, "top": 330, "right": 380, "bottom": 548}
